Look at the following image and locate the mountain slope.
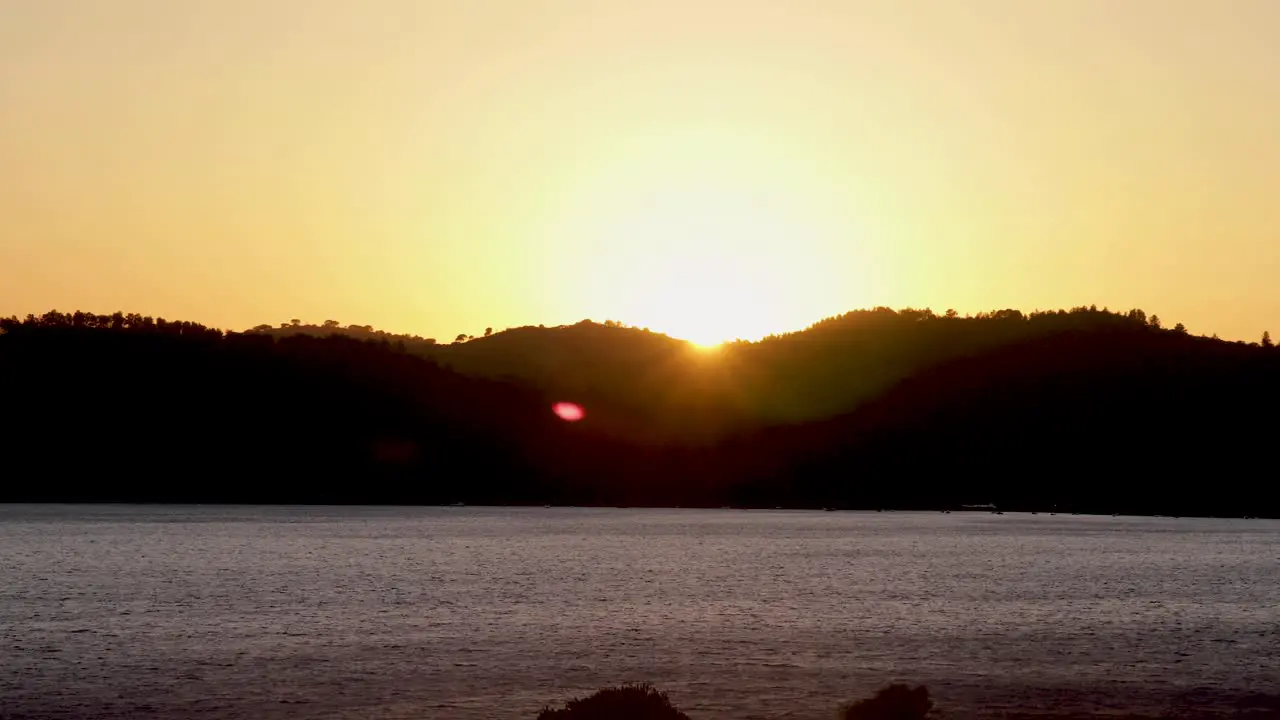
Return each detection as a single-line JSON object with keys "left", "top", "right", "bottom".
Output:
{"left": 8, "top": 308, "right": 1279, "bottom": 515}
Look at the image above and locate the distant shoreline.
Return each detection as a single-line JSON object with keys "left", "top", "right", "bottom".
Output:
{"left": 3, "top": 501, "right": 1275, "bottom": 521}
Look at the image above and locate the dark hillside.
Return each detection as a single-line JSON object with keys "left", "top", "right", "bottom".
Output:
{"left": 5, "top": 308, "right": 1279, "bottom": 516}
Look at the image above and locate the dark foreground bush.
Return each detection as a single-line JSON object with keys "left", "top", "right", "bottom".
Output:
{"left": 841, "top": 684, "right": 933, "bottom": 720}
{"left": 537, "top": 683, "right": 691, "bottom": 720}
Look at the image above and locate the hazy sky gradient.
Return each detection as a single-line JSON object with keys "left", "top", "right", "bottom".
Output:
{"left": 3, "top": 1, "right": 1278, "bottom": 342}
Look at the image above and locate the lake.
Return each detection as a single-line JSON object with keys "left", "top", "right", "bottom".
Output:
{"left": 1, "top": 505, "right": 1277, "bottom": 719}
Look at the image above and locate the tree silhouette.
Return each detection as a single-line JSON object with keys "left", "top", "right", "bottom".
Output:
{"left": 1263, "top": 331, "right": 1273, "bottom": 348}
{"left": 537, "top": 684, "right": 690, "bottom": 720}
{"left": 4, "top": 306, "right": 1280, "bottom": 516}
{"left": 484, "top": 327, "right": 493, "bottom": 337}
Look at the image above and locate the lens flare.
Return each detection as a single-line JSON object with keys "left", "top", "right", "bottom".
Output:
{"left": 552, "top": 402, "right": 585, "bottom": 422}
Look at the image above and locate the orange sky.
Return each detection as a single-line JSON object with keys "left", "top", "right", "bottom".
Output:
{"left": 3, "top": 1, "right": 1279, "bottom": 344}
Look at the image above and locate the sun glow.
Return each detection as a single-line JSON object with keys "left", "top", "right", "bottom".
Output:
{"left": 550, "top": 133, "right": 867, "bottom": 347}
{"left": 605, "top": 185, "right": 848, "bottom": 346}
{"left": 688, "top": 337, "right": 725, "bottom": 351}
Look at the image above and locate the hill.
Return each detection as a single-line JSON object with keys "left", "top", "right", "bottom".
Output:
{"left": 250, "top": 306, "right": 1278, "bottom": 442}
{"left": 4, "top": 307, "right": 1279, "bottom": 515}
{"left": 722, "top": 323, "right": 1280, "bottom": 515}
{"left": 0, "top": 312, "right": 567, "bottom": 504}
{"left": 252, "top": 319, "right": 752, "bottom": 443}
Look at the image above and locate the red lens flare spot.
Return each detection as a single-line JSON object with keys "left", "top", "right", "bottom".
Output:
{"left": 552, "top": 402, "right": 585, "bottom": 422}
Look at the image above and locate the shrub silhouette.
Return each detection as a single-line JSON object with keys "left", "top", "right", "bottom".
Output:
{"left": 840, "top": 684, "right": 933, "bottom": 720}
{"left": 537, "top": 683, "right": 691, "bottom": 720}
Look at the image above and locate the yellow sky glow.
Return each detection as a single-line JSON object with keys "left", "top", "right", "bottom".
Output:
{"left": 2, "top": 1, "right": 1279, "bottom": 342}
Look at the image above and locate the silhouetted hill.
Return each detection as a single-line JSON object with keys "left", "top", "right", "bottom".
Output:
{"left": 436, "top": 321, "right": 757, "bottom": 442}
{"left": 719, "top": 306, "right": 1145, "bottom": 423}
{"left": 248, "top": 319, "right": 753, "bottom": 443}
{"left": 0, "top": 312, "right": 567, "bottom": 504}
{"left": 252, "top": 307, "right": 1267, "bottom": 442}
{"left": 4, "top": 307, "right": 1279, "bottom": 515}
{"left": 722, "top": 323, "right": 1280, "bottom": 515}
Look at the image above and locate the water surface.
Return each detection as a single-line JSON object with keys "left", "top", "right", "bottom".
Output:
{"left": 2, "top": 505, "right": 1277, "bottom": 719}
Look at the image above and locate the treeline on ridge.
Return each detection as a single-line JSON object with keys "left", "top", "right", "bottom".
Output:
{"left": 248, "top": 306, "right": 1280, "bottom": 440}
{"left": 2, "top": 307, "right": 1278, "bottom": 516}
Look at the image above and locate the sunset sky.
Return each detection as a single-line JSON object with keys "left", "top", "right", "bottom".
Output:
{"left": 3, "top": 1, "right": 1278, "bottom": 345}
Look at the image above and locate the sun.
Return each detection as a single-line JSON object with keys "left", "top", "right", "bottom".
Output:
{"left": 538, "top": 127, "right": 872, "bottom": 346}
{"left": 590, "top": 183, "right": 839, "bottom": 346}
{"left": 688, "top": 337, "right": 725, "bottom": 351}
{"left": 629, "top": 253, "right": 771, "bottom": 347}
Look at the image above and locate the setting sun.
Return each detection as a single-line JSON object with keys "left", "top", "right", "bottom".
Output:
{"left": 600, "top": 183, "right": 853, "bottom": 346}
{"left": 540, "top": 128, "right": 869, "bottom": 346}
